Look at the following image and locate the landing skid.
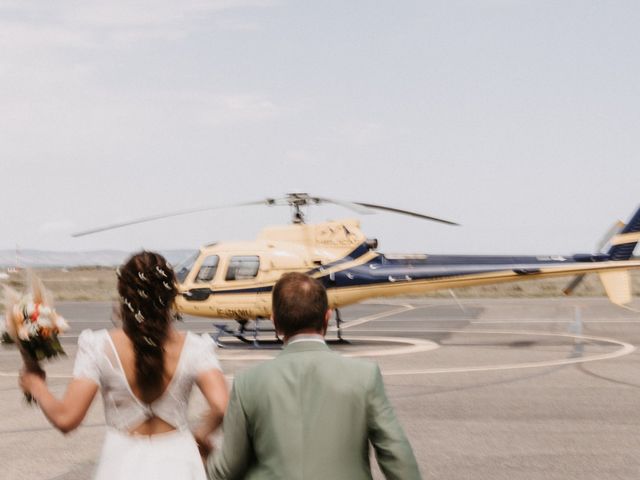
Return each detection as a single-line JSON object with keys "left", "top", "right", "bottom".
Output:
{"left": 332, "top": 308, "right": 350, "bottom": 345}
{"left": 211, "top": 309, "right": 349, "bottom": 349}
{"left": 212, "top": 318, "right": 283, "bottom": 349}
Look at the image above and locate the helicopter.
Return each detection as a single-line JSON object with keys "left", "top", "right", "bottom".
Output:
{"left": 75, "top": 193, "right": 640, "bottom": 345}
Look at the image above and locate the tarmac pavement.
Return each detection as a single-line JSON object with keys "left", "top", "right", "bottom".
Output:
{"left": 1, "top": 297, "right": 639, "bottom": 479}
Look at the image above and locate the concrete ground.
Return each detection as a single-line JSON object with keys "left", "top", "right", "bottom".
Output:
{"left": 1, "top": 297, "right": 639, "bottom": 479}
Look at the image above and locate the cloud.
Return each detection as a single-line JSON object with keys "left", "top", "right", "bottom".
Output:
{"left": 0, "top": 23, "right": 96, "bottom": 50}
{"left": 196, "top": 93, "right": 284, "bottom": 125}
{"left": 62, "top": 0, "right": 277, "bottom": 28}
{"left": 0, "top": 0, "right": 287, "bottom": 143}
{"left": 214, "top": 18, "right": 262, "bottom": 31}
{"left": 0, "top": 0, "right": 277, "bottom": 48}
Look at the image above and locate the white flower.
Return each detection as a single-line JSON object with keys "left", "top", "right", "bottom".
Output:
{"left": 54, "top": 316, "right": 69, "bottom": 332}
{"left": 28, "top": 323, "right": 39, "bottom": 337}
{"left": 23, "top": 302, "right": 38, "bottom": 318}
{"left": 37, "top": 318, "right": 53, "bottom": 329}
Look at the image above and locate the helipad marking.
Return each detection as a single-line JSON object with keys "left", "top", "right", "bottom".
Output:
{"left": 381, "top": 329, "right": 636, "bottom": 376}
{"left": 214, "top": 336, "right": 439, "bottom": 361}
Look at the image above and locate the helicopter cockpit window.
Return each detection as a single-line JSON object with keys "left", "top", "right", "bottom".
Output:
{"left": 174, "top": 251, "right": 199, "bottom": 283}
{"left": 195, "top": 255, "right": 219, "bottom": 283}
{"left": 225, "top": 256, "right": 260, "bottom": 281}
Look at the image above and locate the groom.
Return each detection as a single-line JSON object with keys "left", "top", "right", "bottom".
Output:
{"left": 207, "top": 272, "right": 421, "bottom": 479}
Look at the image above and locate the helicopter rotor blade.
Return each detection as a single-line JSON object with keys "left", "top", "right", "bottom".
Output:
{"left": 349, "top": 201, "right": 459, "bottom": 226}
{"left": 72, "top": 200, "right": 267, "bottom": 237}
{"left": 597, "top": 220, "right": 626, "bottom": 252}
{"left": 312, "top": 197, "right": 375, "bottom": 215}
{"left": 73, "top": 192, "right": 459, "bottom": 237}
{"left": 563, "top": 274, "right": 586, "bottom": 296}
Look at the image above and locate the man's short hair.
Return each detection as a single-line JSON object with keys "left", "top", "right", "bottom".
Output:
{"left": 272, "top": 272, "right": 328, "bottom": 337}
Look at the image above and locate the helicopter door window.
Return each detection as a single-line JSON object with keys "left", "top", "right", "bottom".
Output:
{"left": 225, "top": 256, "right": 260, "bottom": 281}
{"left": 195, "top": 255, "right": 220, "bottom": 283}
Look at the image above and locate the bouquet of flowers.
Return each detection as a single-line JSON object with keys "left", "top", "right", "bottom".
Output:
{"left": 2, "top": 274, "right": 69, "bottom": 403}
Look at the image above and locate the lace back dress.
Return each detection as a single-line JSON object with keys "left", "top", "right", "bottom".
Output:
{"left": 73, "top": 329, "right": 221, "bottom": 480}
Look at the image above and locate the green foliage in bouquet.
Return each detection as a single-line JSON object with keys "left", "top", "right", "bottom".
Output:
{"left": 19, "top": 333, "right": 65, "bottom": 362}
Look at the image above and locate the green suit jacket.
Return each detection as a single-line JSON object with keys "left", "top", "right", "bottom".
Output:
{"left": 208, "top": 341, "right": 421, "bottom": 480}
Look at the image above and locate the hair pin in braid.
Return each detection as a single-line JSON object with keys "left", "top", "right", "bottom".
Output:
{"left": 134, "top": 310, "right": 145, "bottom": 323}
{"left": 138, "top": 272, "right": 148, "bottom": 282}
{"left": 143, "top": 336, "right": 157, "bottom": 347}
{"left": 163, "top": 281, "right": 172, "bottom": 290}
{"left": 138, "top": 289, "right": 149, "bottom": 299}
{"left": 155, "top": 266, "right": 168, "bottom": 278}
{"left": 158, "top": 296, "right": 165, "bottom": 306}
{"left": 123, "top": 298, "right": 135, "bottom": 312}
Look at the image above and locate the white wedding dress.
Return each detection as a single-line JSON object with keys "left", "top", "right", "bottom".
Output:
{"left": 73, "top": 329, "right": 222, "bottom": 479}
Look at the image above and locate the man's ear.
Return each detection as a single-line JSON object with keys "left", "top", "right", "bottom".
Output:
{"left": 322, "top": 309, "right": 332, "bottom": 335}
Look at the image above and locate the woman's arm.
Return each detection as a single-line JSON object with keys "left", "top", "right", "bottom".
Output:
{"left": 20, "top": 372, "right": 99, "bottom": 434}
{"left": 194, "top": 369, "right": 229, "bottom": 453}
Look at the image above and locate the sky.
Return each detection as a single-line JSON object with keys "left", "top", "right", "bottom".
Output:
{"left": 1, "top": 0, "right": 640, "bottom": 256}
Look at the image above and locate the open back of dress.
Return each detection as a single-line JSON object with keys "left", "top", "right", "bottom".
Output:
{"left": 72, "top": 329, "right": 222, "bottom": 480}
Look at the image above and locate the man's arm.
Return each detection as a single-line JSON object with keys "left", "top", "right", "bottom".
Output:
{"left": 367, "top": 365, "right": 422, "bottom": 479}
{"left": 207, "top": 381, "right": 253, "bottom": 480}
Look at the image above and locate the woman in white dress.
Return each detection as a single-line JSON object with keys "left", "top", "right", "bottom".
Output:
{"left": 19, "top": 251, "right": 228, "bottom": 479}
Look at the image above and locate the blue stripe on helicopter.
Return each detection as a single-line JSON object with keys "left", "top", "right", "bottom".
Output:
{"left": 320, "top": 252, "right": 607, "bottom": 288}
{"left": 305, "top": 242, "right": 372, "bottom": 275}
{"left": 184, "top": 251, "right": 608, "bottom": 297}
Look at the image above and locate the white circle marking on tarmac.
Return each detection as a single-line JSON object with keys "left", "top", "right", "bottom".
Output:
{"left": 0, "top": 330, "right": 633, "bottom": 378}
{"left": 215, "top": 336, "right": 439, "bottom": 361}
{"left": 381, "top": 329, "right": 636, "bottom": 376}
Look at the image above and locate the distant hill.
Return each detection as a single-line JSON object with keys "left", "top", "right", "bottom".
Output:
{"left": 0, "top": 249, "right": 196, "bottom": 268}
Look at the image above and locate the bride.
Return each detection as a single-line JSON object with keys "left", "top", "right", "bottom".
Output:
{"left": 19, "top": 251, "right": 228, "bottom": 479}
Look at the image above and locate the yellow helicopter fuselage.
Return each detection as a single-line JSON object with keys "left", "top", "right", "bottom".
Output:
{"left": 175, "top": 217, "right": 640, "bottom": 322}
{"left": 175, "top": 219, "right": 377, "bottom": 320}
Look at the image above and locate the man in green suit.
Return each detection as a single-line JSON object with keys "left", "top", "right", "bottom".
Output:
{"left": 208, "top": 272, "right": 421, "bottom": 480}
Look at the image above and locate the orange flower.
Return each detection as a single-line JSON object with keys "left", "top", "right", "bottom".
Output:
{"left": 29, "top": 303, "right": 40, "bottom": 323}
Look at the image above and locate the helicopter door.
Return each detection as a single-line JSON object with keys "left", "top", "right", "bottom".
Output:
{"left": 215, "top": 255, "right": 262, "bottom": 320}
{"left": 183, "top": 255, "right": 220, "bottom": 301}
{"left": 194, "top": 255, "right": 219, "bottom": 283}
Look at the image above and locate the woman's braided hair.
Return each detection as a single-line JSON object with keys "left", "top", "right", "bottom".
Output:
{"left": 117, "top": 251, "right": 179, "bottom": 403}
